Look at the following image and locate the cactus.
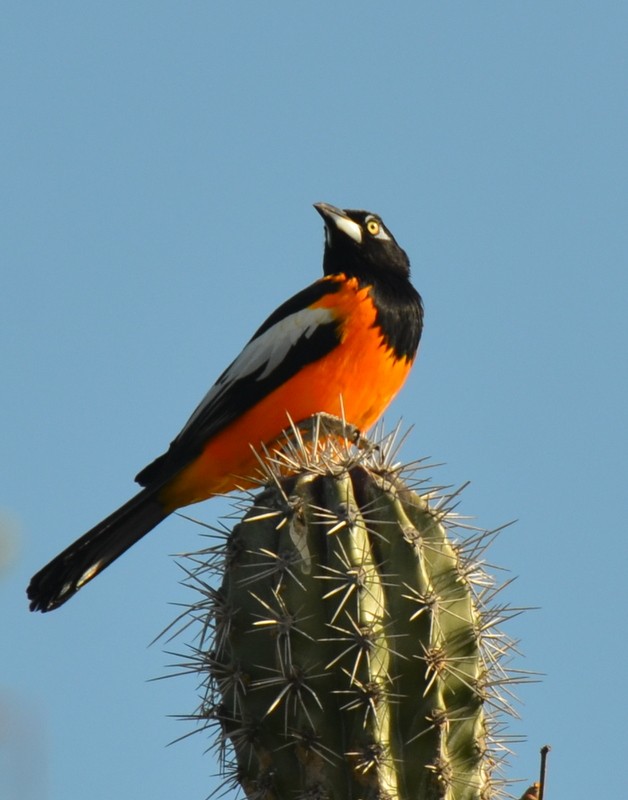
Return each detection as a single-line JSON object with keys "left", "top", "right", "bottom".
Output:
{"left": 175, "top": 422, "right": 527, "bottom": 800}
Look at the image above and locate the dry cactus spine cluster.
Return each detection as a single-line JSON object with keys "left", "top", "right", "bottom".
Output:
{"left": 170, "top": 419, "right": 533, "bottom": 800}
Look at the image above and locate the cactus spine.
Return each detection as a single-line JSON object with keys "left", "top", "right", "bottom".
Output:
{"left": 178, "top": 424, "right": 524, "bottom": 800}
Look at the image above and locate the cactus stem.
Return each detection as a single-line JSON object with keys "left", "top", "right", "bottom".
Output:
{"left": 168, "top": 420, "right": 536, "bottom": 800}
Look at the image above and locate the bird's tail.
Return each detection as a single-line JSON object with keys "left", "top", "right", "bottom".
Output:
{"left": 28, "top": 487, "right": 170, "bottom": 612}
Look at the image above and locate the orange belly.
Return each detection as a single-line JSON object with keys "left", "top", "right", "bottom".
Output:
{"left": 159, "top": 281, "right": 415, "bottom": 510}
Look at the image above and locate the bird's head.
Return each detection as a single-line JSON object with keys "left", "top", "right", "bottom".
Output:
{"left": 314, "top": 202, "right": 411, "bottom": 280}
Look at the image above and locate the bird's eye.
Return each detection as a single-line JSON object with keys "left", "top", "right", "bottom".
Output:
{"left": 366, "top": 219, "right": 380, "bottom": 236}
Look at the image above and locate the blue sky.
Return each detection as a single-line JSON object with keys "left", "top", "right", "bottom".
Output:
{"left": 3, "top": 2, "right": 627, "bottom": 798}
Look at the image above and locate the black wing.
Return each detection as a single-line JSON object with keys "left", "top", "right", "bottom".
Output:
{"left": 135, "top": 278, "right": 342, "bottom": 486}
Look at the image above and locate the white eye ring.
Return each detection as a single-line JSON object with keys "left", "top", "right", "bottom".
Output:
{"left": 365, "top": 216, "right": 391, "bottom": 241}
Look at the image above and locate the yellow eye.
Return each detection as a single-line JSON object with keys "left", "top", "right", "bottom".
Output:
{"left": 366, "top": 219, "right": 380, "bottom": 236}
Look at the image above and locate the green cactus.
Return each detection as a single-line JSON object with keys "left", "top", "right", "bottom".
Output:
{"left": 176, "top": 422, "right": 526, "bottom": 800}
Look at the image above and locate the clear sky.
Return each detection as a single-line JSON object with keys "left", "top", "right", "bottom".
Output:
{"left": 3, "top": 2, "right": 627, "bottom": 798}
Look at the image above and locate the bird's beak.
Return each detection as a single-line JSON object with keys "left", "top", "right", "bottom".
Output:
{"left": 314, "top": 202, "right": 362, "bottom": 244}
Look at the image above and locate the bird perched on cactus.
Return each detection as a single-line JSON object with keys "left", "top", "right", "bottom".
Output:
{"left": 28, "top": 203, "right": 423, "bottom": 612}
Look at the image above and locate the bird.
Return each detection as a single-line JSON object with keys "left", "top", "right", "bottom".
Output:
{"left": 27, "top": 202, "right": 424, "bottom": 612}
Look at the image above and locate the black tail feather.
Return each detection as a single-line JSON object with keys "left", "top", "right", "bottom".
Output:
{"left": 28, "top": 488, "right": 170, "bottom": 612}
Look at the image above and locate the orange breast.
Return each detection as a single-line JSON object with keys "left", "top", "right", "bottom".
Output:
{"left": 160, "top": 278, "right": 415, "bottom": 510}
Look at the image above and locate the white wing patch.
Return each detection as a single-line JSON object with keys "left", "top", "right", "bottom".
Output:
{"left": 179, "top": 305, "right": 335, "bottom": 435}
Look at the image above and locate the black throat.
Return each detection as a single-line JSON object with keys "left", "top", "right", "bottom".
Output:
{"left": 365, "top": 271, "right": 424, "bottom": 362}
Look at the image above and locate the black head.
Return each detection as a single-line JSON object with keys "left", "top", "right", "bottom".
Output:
{"left": 314, "top": 202, "right": 411, "bottom": 280}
